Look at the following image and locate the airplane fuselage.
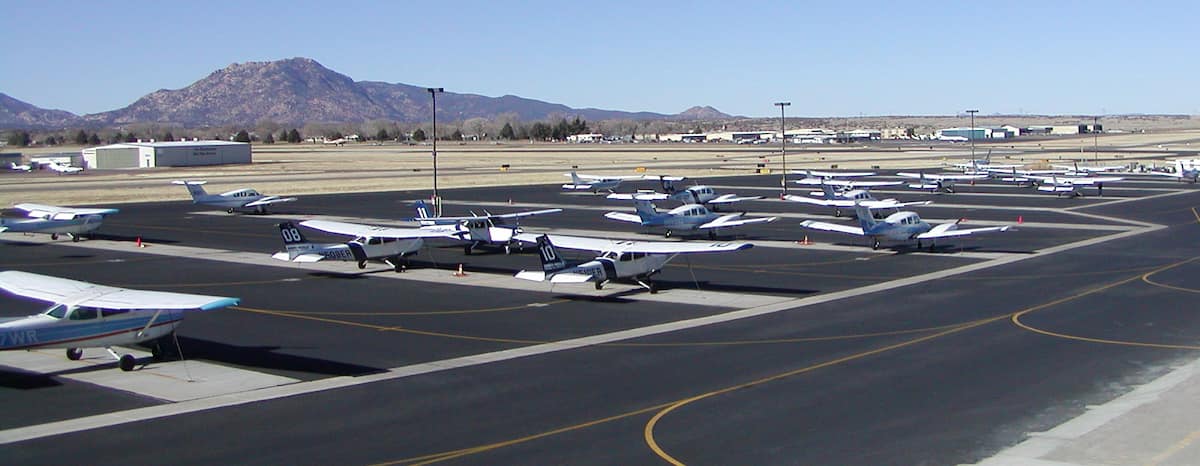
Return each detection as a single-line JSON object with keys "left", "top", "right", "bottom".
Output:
{"left": 0, "top": 307, "right": 181, "bottom": 351}
{"left": 865, "top": 212, "right": 931, "bottom": 241}
{"left": 555, "top": 253, "right": 673, "bottom": 282}
{"left": 0, "top": 215, "right": 106, "bottom": 236}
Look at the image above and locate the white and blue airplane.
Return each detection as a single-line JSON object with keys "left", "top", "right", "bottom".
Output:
{"left": 1150, "top": 160, "right": 1199, "bottom": 183}
{"left": 8, "top": 162, "right": 32, "bottom": 172}
{"left": 798, "top": 202, "right": 1011, "bottom": 250}
{"left": 608, "top": 177, "right": 762, "bottom": 211}
{"left": 561, "top": 171, "right": 652, "bottom": 193}
{"left": 0, "top": 271, "right": 239, "bottom": 371}
{"left": 273, "top": 220, "right": 449, "bottom": 271}
{"left": 514, "top": 233, "right": 753, "bottom": 293}
{"left": 1024, "top": 173, "right": 1124, "bottom": 197}
{"left": 410, "top": 200, "right": 561, "bottom": 254}
{"left": 784, "top": 183, "right": 931, "bottom": 217}
{"left": 0, "top": 203, "right": 119, "bottom": 241}
{"left": 46, "top": 162, "right": 83, "bottom": 174}
{"left": 896, "top": 171, "right": 989, "bottom": 193}
{"left": 173, "top": 180, "right": 298, "bottom": 214}
{"left": 604, "top": 197, "right": 777, "bottom": 238}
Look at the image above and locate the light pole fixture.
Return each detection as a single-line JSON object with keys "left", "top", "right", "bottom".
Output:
{"left": 1094, "top": 115, "right": 1100, "bottom": 163}
{"left": 427, "top": 87, "right": 444, "bottom": 214}
{"left": 775, "top": 102, "right": 791, "bottom": 194}
{"left": 965, "top": 109, "right": 979, "bottom": 161}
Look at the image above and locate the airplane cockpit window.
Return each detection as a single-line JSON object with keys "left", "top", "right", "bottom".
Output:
{"left": 619, "top": 253, "right": 632, "bottom": 261}
{"left": 368, "top": 237, "right": 383, "bottom": 245}
{"left": 69, "top": 306, "right": 99, "bottom": 320}
{"left": 44, "top": 304, "right": 68, "bottom": 319}
{"left": 602, "top": 251, "right": 619, "bottom": 259}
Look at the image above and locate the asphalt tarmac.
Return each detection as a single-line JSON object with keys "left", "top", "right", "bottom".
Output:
{"left": 1, "top": 173, "right": 1198, "bottom": 464}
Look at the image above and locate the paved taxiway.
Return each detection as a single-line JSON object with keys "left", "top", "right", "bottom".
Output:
{"left": 2, "top": 173, "right": 1199, "bottom": 464}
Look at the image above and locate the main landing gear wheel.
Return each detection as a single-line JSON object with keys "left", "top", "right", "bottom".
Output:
{"left": 118, "top": 354, "right": 136, "bottom": 372}
{"left": 665, "top": 230, "right": 673, "bottom": 238}
{"left": 72, "top": 234, "right": 80, "bottom": 242}
{"left": 357, "top": 261, "right": 367, "bottom": 269}
{"left": 227, "top": 208, "right": 236, "bottom": 214}
{"left": 66, "top": 348, "right": 83, "bottom": 360}
{"left": 51, "top": 233, "right": 59, "bottom": 240}
{"left": 594, "top": 281, "right": 604, "bottom": 290}
{"left": 872, "top": 239, "right": 881, "bottom": 250}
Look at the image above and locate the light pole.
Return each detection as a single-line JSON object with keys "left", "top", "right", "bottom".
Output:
{"left": 427, "top": 87, "right": 444, "bottom": 215}
{"left": 965, "top": 109, "right": 979, "bottom": 161}
{"left": 775, "top": 102, "right": 791, "bottom": 194}
{"left": 1093, "top": 115, "right": 1099, "bottom": 163}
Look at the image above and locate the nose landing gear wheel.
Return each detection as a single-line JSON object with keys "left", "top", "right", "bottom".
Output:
{"left": 66, "top": 348, "right": 83, "bottom": 360}
{"left": 118, "top": 354, "right": 136, "bottom": 372}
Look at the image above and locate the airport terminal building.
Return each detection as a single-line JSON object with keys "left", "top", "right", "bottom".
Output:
{"left": 82, "top": 140, "right": 251, "bottom": 169}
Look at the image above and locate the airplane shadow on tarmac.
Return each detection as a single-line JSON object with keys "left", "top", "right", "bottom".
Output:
{"left": 0, "top": 368, "right": 63, "bottom": 390}
{"left": 165, "top": 336, "right": 386, "bottom": 377}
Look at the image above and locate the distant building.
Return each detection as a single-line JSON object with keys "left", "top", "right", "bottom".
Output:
{"left": 82, "top": 140, "right": 251, "bottom": 169}
{"left": 937, "top": 127, "right": 990, "bottom": 140}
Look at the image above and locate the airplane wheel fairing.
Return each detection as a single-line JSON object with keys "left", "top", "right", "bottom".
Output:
{"left": 649, "top": 283, "right": 659, "bottom": 294}
{"left": 66, "top": 348, "right": 82, "bottom": 360}
{"left": 119, "top": 354, "right": 136, "bottom": 372}
{"left": 594, "top": 281, "right": 603, "bottom": 290}
{"left": 51, "top": 233, "right": 58, "bottom": 240}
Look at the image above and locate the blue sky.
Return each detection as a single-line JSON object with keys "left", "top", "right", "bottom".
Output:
{"left": 2, "top": 0, "right": 1196, "bottom": 117}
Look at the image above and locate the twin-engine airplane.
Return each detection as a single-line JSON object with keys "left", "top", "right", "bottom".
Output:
{"left": 410, "top": 200, "right": 561, "bottom": 254}
{"left": 514, "top": 233, "right": 753, "bottom": 293}
{"left": 604, "top": 197, "right": 777, "bottom": 238}
{"left": 0, "top": 203, "right": 119, "bottom": 241}
{"left": 273, "top": 220, "right": 448, "bottom": 271}
{"left": 798, "top": 202, "right": 1011, "bottom": 250}
{"left": 784, "top": 184, "right": 930, "bottom": 217}
{"left": 0, "top": 271, "right": 239, "bottom": 371}
{"left": 173, "top": 180, "right": 298, "bottom": 214}
{"left": 562, "top": 171, "right": 656, "bottom": 193}
{"left": 896, "top": 171, "right": 989, "bottom": 193}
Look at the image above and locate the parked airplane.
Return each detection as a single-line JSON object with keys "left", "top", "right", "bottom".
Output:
{"left": 607, "top": 183, "right": 763, "bottom": 211}
{"left": 949, "top": 151, "right": 1017, "bottom": 173}
{"left": 46, "top": 162, "right": 83, "bottom": 174}
{"left": 0, "top": 203, "right": 119, "bottom": 241}
{"left": 1025, "top": 174, "right": 1124, "bottom": 197}
{"left": 410, "top": 200, "right": 562, "bottom": 254}
{"left": 7, "top": 162, "right": 32, "bottom": 172}
{"left": 173, "top": 180, "right": 298, "bottom": 214}
{"left": 561, "top": 171, "right": 650, "bottom": 193}
{"left": 604, "top": 197, "right": 777, "bottom": 238}
{"left": 322, "top": 138, "right": 347, "bottom": 146}
{"left": 0, "top": 270, "right": 239, "bottom": 371}
{"left": 513, "top": 233, "right": 753, "bottom": 293}
{"left": 1150, "top": 160, "right": 1199, "bottom": 183}
{"left": 792, "top": 169, "right": 878, "bottom": 180}
{"left": 273, "top": 220, "right": 448, "bottom": 271}
{"left": 936, "top": 135, "right": 969, "bottom": 142}
{"left": 798, "top": 202, "right": 1011, "bottom": 250}
{"left": 1052, "top": 161, "right": 1126, "bottom": 175}
{"left": 784, "top": 183, "right": 931, "bottom": 217}
{"left": 896, "top": 171, "right": 989, "bottom": 193}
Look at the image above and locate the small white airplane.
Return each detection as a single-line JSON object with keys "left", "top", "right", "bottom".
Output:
{"left": 896, "top": 171, "right": 989, "bottom": 193}
{"left": 936, "top": 135, "right": 969, "bottom": 142}
{"left": 798, "top": 202, "right": 1011, "bottom": 250}
{"left": 616, "top": 176, "right": 765, "bottom": 210}
{"left": 562, "top": 171, "right": 649, "bottom": 193}
{"left": 949, "top": 151, "right": 1018, "bottom": 173}
{"left": 604, "top": 197, "right": 777, "bottom": 238}
{"left": 784, "top": 183, "right": 931, "bottom": 217}
{"left": 1025, "top": 174, "right": 1124, "bottom": 197}
{"left": 173, "top": 180, "right": 298, "bottom": 214}
{"left": 7, "top": 162, "right": 32, "bottom": 172}
{"left": 1150, "top": 160, "right": 1199, "bottom": 183}
{"left": 513, "top": 233, "right": 753, "bottom": 293}
{"left": 410, "top": 200, "right": 562, "bottom": 254}
{"left": 1052, "top": 161, "right": 1126, "bottom": 175}
{"left": 273, "top": 220, "right": 449, "bottom": 271}
{"left": 46, "top": 162, "right": 83, "bottom": 174}
{"left": 0, "top": 203, "right": 119, "bottom": 241}
{"left": 0, "top": 271, "right": 239, "bottom": 371}
{"left": 792, "top": 169, "right": 878, "bottom": 180}
{"left": 322, "top": 138, "right": 347, "bottom": 146}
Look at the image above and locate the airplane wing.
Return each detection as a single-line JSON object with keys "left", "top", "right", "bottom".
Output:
{"left": 784, "top": 196, "right": 929, "bottom": 209}
{"left": 916, "top": 223, "right": 1011, "bottom": 240}
{"left": 243, "top": 196, "right": 299, "bottom": 207}
{"left": 0, "top": 271, "right": 239, "bottom": 310}
{"left": 565, "top": 173, "right": 645, "bottom": 181}
{"left": 896, "top": 172, "right": 988, "bottom": 181}
{"left": 798, "top": 219, "right": 866, "bottom": 236}
{"left": 514, "top": 270, "right": 595, "bottom": 283}
{"left": 603, "top": 212, "right": 645, "bottom": 224}
{"left": 697, "top": 214, "right": 778, "bottom": 230}
{"left": 420, "top": 208, "right": 563, "bottom": 222}
{"left": 299, "top": 220, "right": 452, "bottom": 239}
{"left": 13, "top": 203, "right": 119, "bottom": 219}
{"left": 606, "top": 193, "right": 670, "bottom": 201}
{"left": 514, "top": 233, "right": 752, "bottom": 254}
{"left": 793, "top": 170, "right": 875, "bottom": 178}
{"left": 706, "top": 193, "right": 764, "bottom": 204}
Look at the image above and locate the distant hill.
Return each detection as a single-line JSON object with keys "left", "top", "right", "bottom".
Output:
{"left": 673, "top": 105, "right": 734, "bottom": 120}
{"left": 81, "top": 57, "right": 701, "bottom": 126}
{"left": 0, "top": 93, "right": 81, "bottom": 129}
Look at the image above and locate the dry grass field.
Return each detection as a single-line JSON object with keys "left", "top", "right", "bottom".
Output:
{"left": 3, "top": 123, "right": 1199, "bottom": 207}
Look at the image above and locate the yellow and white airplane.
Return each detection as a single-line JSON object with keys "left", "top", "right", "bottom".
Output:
{"left": 0, "top": 203, "right": 119, "bottom": 241}
{"left": 0, "top": 271, "right": 240, "bottom": 371}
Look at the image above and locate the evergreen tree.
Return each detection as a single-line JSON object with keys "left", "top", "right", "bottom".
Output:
{"left": 499, "top": 122, "right": 515, "bottom": 140}
{"left": 375, "top": 128, "right": 389, "bottom": 141}
{"left": 450, "top": 129, "right": 463, "bottom": 141}
{"left": 233, "top": 130, "right": 251, "bottom": 143}
{"left": 287, "top": 128, "right": 301, "bottom": 143}
{"left": 109, "top": 132, "right": 124, "bottom": 144}
{"left": 162, "top": 131, "right": 174, "bottom": 142}
{"left": 88, "top": 133, "right": 100, "bottom": 145}
{"left": 73, "top": 130, "right": 88, "bottom": 145}
{"left": 264, "top": 132, "right": 275, "bottom": 144}
{"left": 412, "top": 128, "right": 427, "bottom": 141}
{"left": 569, "top": 117, "right": 588, "bottom": 135}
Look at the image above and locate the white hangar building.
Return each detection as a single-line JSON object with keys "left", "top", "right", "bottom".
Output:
{"left": 82, "top": 140, "right": 251, "bottom": 169}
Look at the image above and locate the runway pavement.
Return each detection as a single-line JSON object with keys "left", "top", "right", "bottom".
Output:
{"left": 1, "top": 173, "right": 1198, "bottom": 464}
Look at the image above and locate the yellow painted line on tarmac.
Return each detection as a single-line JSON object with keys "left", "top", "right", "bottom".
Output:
{"left": 275, "top": 299, "right": 570, "bottom": 316}
{"left": 1144, "top": 429, "right": 1200, "bottom": 466}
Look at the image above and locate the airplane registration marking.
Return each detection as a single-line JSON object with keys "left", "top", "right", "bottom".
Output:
{"left": 0, "top": 330, "right": 40, "bottom": 347}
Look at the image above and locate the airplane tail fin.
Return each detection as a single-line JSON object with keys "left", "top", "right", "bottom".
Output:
{"left": 633, "top": 199, "right": 658, "bottom": 222}
{"left": 414, "top": 200, "right": 434, "bottom": 219}
{"left": 276, "top": 222, "right": 311, "bottom": 258}
{"left": 661, "top": 177, "right": 677, "bottom": 194}
{"left": 820, "top": 182, "right": 838, "bottom": 199}
{"left": 569, "top": 170, "right": 583, "bottom": 185}
{"left": 852, "top": 202, "right": 877, "bottom": 230}
{"left": 174, "top": 180, "right": 208, "bottom": 200}
{"left": 534, "top": 235, "right": 568, "bottom": 273}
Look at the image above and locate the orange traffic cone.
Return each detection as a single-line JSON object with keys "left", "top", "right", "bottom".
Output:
{"left": 453, "top": 264, "right": 468, "bottom": 277}
{"left": 798, "top": 235, "right": 812, "bottom": 245}
{"left": 1017, "top": 215, "right": 1024, "bottom": 224}
{"left": 135, "top": 236, "right": 146, "bottom": 248}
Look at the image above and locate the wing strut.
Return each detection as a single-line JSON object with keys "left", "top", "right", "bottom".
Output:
{"left": 136, "top": 310, "right": 164, "bottom": 338}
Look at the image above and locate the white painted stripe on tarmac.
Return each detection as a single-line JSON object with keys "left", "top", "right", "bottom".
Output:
{"left": 0, "top": 221, "right": 1164, "bottom": 445}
